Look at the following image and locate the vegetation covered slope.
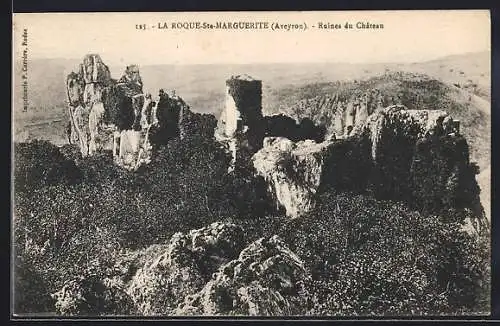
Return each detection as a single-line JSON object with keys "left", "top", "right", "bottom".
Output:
{"left": 12, "top": 53, "right": 490, "bottom": 316}
{"left": 13, "top": 135, "right": 489, "bottom": 316}
{"left": 269, "top": 72, "right": 489, "bottom": 171}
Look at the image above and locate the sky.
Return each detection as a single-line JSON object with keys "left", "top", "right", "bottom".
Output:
{"left": 12, "top": 10, "right": 490, "bottom": 66}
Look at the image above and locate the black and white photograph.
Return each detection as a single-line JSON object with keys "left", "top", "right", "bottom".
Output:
{"left": 12, "top": 10, "right": 491, "bottom": 317}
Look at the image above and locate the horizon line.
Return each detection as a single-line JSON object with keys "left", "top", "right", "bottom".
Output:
{"left": 18, "top": 50, "right": 490, "bottom": 67}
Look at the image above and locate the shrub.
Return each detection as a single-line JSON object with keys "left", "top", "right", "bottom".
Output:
{"left": 14, "top": 182, "right": 124, "bottom": 295}
{"left": 13, "top": 255, "right": 55, "bottom": 315}
{"left": 409, "top": 135, "right": 483, "bottom": 220}
{"left": 288, "top": 192, "right": 489, "bottom": 315}
{"left": 238, "top": 192, "right": 490, "bottom": 316}
{"left": 14, "top": 140, "right": 82, "bottom": 193}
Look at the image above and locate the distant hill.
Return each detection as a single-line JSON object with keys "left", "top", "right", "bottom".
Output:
{"left": 273, "top": 71, "right": 489, "bottom": 168}
{"left": 13, "top": 51, "right": 490, "bottom": 147}
{"left": 396, "top": 52, "right": 491, "bottom": 101}
{"left": 13, "top": 51, "right": 490, "bottom": 113}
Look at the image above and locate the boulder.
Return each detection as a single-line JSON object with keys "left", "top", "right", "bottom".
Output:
{"left": 175, "top": 235, "right": 310, "bottom": 316}
{"left": 125, "top": 222, "right": 245, "bottom": 315}
{"left": 252, "top": 137, "right": 335, "bottom": 218}
{"left": 52, "top": 275, "right": 137, "bottom": 316}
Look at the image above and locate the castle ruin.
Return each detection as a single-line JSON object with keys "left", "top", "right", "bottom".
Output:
{"left": 215, "top": 75, "right": 265, "bottom": 171}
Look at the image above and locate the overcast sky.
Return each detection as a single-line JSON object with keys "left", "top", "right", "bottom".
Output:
{"left": 13, "top": 10, "right": 490, "bottom": 65}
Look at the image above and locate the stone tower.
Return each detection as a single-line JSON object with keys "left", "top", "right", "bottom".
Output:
{"left": 215, "top": 74, "right": 264, "bottom": 171}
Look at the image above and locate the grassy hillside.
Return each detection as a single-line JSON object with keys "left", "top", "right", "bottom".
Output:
{"left": 270, "top": 72, "right": 489, "bottom": 168}
{"left": 399, "top": 52, "right": 490, "bottom": 101}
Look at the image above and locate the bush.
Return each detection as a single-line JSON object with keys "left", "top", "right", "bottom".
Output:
{"left": 237, "top": 192, "right": 490, "bottom": 316}
{"left": 292, "top": 193, "right": 488, "bottom": 315}
{"left": 14, "top": 182, "right": 124, "bottom": 295}
{"left": 13, "top": 255, "right": 55, "bottom": 315}
{"left": 14, "top": 140, "right": 82, "bottom": 193}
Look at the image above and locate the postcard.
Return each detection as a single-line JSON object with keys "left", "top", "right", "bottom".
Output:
{"left": 12, "top": 10, "right": 491, "bottom": 318}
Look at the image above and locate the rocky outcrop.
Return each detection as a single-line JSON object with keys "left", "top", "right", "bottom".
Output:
{"left": 252, "top": 134, "right": 371, "bottom": 219}
{"left": 66, "top": 54, "right": 112, "bottom": 154}
{"left": 175, "top": 235, "right": 310, "bottom": 316}
{"left": 125, "top": 222, "right": 245, "bottom": 315}
{"left": 354, "top": 105, "right": 465, "bottom": 201}
{"left": 66, "top": 55, "right": 160, "bottom": 171}
{"left": 252, "top": 137, "right": 336, "bottom": 218}
{"left": 117, "top": 65, "right": 143, "bottom": 95}
{"left": 66, "top": 55, "right": 220, "bottom": 170}
{"left": 52, "top": 222, "right": 311, "bottom": 316}
{"left": 253, "top": 105, "right": 481, "bottom": 223}
{"left": 79, "top": 54, "right": 112, "bottom": 85}
{"left": 354, "top": 105, "right": 452, "bottom": 161}
{"left": 284, "top": 89, "right": 388, "bottom": 139}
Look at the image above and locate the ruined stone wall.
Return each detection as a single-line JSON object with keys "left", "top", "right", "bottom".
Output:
{"left": 215, "top": 75, "right": 265, "bottom": 171}
{"left": 216, "top": 75, "right": 328, "bottom": 172}
{"left": 225, "top": 75, "right": 263, "bottom": 132}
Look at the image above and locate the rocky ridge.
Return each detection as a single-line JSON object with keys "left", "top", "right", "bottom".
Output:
{"left": 252, "top": 105, "right": 483, "bottom": 227}
{"left": 65, "top": 55, "right": 209, "bottom": 170}
{"left": 52, "top": 222, "right": 308, "bottom": 316}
